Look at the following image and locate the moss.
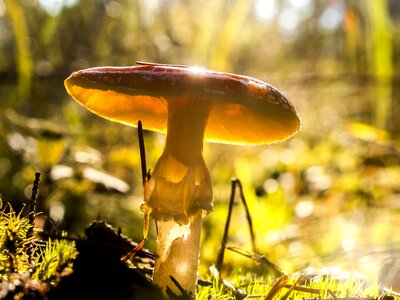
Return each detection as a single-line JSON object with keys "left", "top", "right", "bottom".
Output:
{"left": 0, "top": 202, "right": 77, "bottom": 298}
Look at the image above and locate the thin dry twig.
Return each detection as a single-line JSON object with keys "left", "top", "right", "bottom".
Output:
{"left": 283, "top": 283, "right": 320, "bottom": 295}
{"left": 137, "top": 120, "right": 149, "bottom": 186}
{"left": 28, "top": 172, "right": 40, "bottom": 229}
{"left": 167, "top": 275, "right": 191, "bottom": 299}
{"left": 121, "top": 121, "right": 151, "bottom": 262}
{"left": 281, "top": 274, "right": 304, "bottom": 300}
{"left": 235, "top": 178, "right": 257, "bottom": 253}
{"left": 27, "top": 172, "right": 40, "bottom": 263}
{"left": 244, "top": 276, "right": 323, "bottom": 299}
{"left": 328, "top": 288, "right": 339, "bottom": 300}
{"left": 215, "top": 178, "right": 259, "bottom": 272}
{"left": 383, "top": 287, "right": 400, "bottom": 297}
{"left": 215, "top": 179, "right": 236, "bottom": 271}
{"left": 377, "top": 291, "right": 389, "bottom": 300}
{"left": 354, "top": 281, "right": 366, "bottom": 296}
{"left": 264, "top": 274, "right": 289, "bottom": 300}
{"left": 226, "top": 246, "right": 283, "bottom": 275}
{"left": 209, "top": 266, "right": 247, "bottom": 300}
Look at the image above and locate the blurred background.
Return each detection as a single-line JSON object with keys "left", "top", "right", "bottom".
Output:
{"left": 1, "top": 0, "right": 400, "bottom": 288}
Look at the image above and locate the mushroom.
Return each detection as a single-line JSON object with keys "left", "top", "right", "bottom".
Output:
{"left": 64, "top": 62, "right": 301, "bottom": 295}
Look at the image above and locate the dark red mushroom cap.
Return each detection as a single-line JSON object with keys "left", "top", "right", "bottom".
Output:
{"left": 65, "top": 62, "right": 301, "bottom": 145}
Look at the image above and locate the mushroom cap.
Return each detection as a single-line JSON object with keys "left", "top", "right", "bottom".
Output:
{"left": 65, "top": 63, "right": 301, "bottom": 145}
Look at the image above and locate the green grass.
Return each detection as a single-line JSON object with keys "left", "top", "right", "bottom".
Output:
{"left": 197, "top": 267, "right": 386, "bottom": 300}
{"left": 0, "top": 203, "right": 77, "bottom": 291}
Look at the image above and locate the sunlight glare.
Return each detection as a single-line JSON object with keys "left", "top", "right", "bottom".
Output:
{"left": 295, "top": 199, "right": 314, "bottom": 218}
{"left": 177, "top": 262, "right": 188, "bottom": 274}
{"left": 188, "top": 66, "right": 207, "bottom": 74}
{"left": 341, "top": 235, "right": 356, "bottom": 252}
{"left": 49, "top": 201, "right": 66, "bottom": 222}
{"left": 279, "top": 149, "right": 296, "bottom": 165}
{"left": 278, "top": 7, "right": 301, "bottom": 33}
{"left": 50, "top": 165, "right": 74, "bottom": 180}
{"left": 38, "top": 0, "right": 79, "bottom": 16}
{"left": 260, "top": 148, "right": 279, "bottom": 168}
{"left": 278, "top": 172, "right": 295, "bottom": 190}
{"left": 140, "top": 0, "right": 160, "bottom": 26}
{"left": 288, "top": 0, "right": 313, "bottom": 19}
{"left": 105, "top": 1, "right": 123, "bottom": 18}
{"left": 263, "top": 178, "right": 279, "bottom": 193}
{"left": 288, "top": 0, "right": 311, "bottom": 8}
{"left": 319, "top": 2, "right": 344, "bottom": 31}
{"left": 254, "top": 0, "right": 277, "bottom": 22}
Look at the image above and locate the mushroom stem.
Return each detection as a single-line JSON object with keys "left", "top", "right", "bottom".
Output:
{"left": 144, "top": 97, "right": 213, "bottom": 295}
{"left": 153, "top": 210, "right": 202, "bottom": 295}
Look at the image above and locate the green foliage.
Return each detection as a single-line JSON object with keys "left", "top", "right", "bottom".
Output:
{"left": 0, "top": 202, "right": 77, "bottom": 291}
{"left": 32, "top": 238, "right": 77, "bottom": 286}
{"left": 0, "top": 204, "right": 32, "bottom": 278}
